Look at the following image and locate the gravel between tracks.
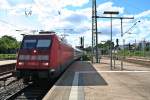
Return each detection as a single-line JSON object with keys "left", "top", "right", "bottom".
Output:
{"left": 0, "top": 79, "right": 27, "bottom": 100}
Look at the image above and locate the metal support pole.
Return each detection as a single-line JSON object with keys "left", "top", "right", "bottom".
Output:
{"left": 110, "top": 15, "right": 113, "bottom": 70}
{"left": 92, "top": 0, "right": 99, "bottom": 63}
{"left": 121, "top": 39, "right": 125, "bottom": 70}
{"left": 113, "top": 49, "right": 116, "bottom": 69}
{"left": 95, "top": 1, "right": 99, "bottom": 63}
{"left": 91, "top": 0, "right": 94, "bottom": 63}
{"left": 121, "top": 18, "right": 124, "bottom": 70}
{"left": 123, "top": 39, "right": 125, "bottom": 59}
{"left": 143, "top": 40, "right": 145, "bottom": 57}
{"left": 92, "top": 29, "right": 94, "bottom": 63}
{"left": 95, "top": 32, "right": 98, "bottom": 63}
{"left": 134, "top": 39, "right": 135, "bottom": 56}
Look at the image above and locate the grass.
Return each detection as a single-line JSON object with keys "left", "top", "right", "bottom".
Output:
{"left": 0, "top": 54, "right": 17, "bottom": 59}
{"left": 117, "top": 50, "right": 150, "bottom": 58}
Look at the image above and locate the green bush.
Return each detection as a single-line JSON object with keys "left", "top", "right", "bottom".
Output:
{"left": 82, "top": 54, "right": 91, "bottom": 61}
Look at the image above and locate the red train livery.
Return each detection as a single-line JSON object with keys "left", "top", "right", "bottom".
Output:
{"left": 16, "top": 31, "right": 82, "bottom": 83}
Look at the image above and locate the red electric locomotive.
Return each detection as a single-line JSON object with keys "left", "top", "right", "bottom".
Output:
{"left": 16, "top": 31, "right": 80, "bottom": 83}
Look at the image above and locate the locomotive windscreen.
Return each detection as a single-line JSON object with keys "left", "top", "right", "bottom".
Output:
{"left": 21, "top": 38, "right": 51, "bottom": 49}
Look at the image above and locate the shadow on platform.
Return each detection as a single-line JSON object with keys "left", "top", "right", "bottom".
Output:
{"left": 78, "top": 73, "right": 107, "bottom": 86}
{"left": 56, "top": 61, "right": 108, "bottom": 86}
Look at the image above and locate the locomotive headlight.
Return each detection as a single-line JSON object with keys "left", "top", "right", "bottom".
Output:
{"left": 33, "top": 50, "right": 37, "bottom": 53}
{"left": 18, "top": 62, "right": 24, "bottom": 66}
{"left": 42, "top": 62, "right": 49, "bottom": 66}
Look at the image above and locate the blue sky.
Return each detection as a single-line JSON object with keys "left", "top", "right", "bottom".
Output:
{"left": 0, "top": 0, "right": 150, "bottom": 47}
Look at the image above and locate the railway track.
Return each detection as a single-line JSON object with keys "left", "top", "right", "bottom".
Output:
{"left": 0, "top": 79, "right": 25, "bottom": 100}
{"left": 124, "top": 57, "right": 150, "bottom": 67}
{"left": 0, "top": 70, "right": 16, "bottom": 88}
{"left": 0, "top": 63, "right": 15, "bottom": 73}
{"left": 0, "top": 62, "right": 16, "bottom": 86}
{"left": 0, "top": 62, "right": 65, "bottom": 100}
{"left": 0, "top": 68, "right": 57, "bottom": 100}
{"left": 0, "top": 62, "right": 16, "bottom": 89}
{"left": 0, "top": 70, "right": 15, "bottom": 79}
{"left": 103, "top": 56, "right": 150, "bottom": 67}
{"left": 0, "top": 57, "right": 74, "bottom": 100}
{"left": 5, "top": 81, "right": 53, "bottom": 100}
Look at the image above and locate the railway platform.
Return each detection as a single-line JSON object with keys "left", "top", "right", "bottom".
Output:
{"left": 0, "top": 60, "right": 16, "bottom": 66}
{"left": 0, "top": 60, "right": 16, "bottom": 74}
{"left": 43, "top": 58, "right": 150, "bottom": 100}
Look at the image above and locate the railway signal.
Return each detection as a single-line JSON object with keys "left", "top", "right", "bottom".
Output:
{"left": 80, "top": 37, "right": 84, "bottom": 49}
{"left": 116, "top": 38, "right": 119, "bottom": 47}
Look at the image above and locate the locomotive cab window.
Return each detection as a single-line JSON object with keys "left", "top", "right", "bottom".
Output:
{"left": 37, "top": 40, "right": 51, "bottom": 48}
{"left": 22, "top": 38, "right": 51, "bottom": 49}
{"left": 22, "top": 40, "right": 36, "bottom": 49}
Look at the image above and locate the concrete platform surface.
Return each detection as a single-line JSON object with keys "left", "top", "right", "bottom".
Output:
{"left": 0, "top": 60, "right": 16, "bottom": 66}
{"left": 43, "top": 58, "right": 150, "bottom": 100}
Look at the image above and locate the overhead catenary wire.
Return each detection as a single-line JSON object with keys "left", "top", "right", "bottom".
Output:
{"left": 0, "top": 19, "right": 16, "bottom": 28}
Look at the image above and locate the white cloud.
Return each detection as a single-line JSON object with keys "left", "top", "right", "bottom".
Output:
{"left": 61, "top": 0, "right": 89, "bottom": 7}
{"left": 0, "top": 0, "right": 11, "bottom": 9}
{"left": 0, "top": 23, "right": 23, "bottom": 41}
{"left": 97, "top": 2, "right": 124, "bottom": 15}
{"left": 0, "top": 0, "right": 150, "bottom": 47}
{"left": 135, "top": 10, "right": 150, "bottom": 18}
{"left": 0, "top": 1, "right": 125, "bottom": 46}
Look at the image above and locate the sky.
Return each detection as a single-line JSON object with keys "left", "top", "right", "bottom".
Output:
{"left": 0, "top": 0, "right": 150, "bottom": 47}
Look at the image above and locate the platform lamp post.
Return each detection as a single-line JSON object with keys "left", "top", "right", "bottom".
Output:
{"left": 103, "top": 11, "right": 119, "bottom": 70}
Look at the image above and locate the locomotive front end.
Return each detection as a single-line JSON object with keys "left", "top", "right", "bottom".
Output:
{"left": 16, "top": 35, "right": 52, "bottom": 82}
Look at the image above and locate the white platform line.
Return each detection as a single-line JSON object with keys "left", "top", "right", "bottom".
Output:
{"left": 69, "top": 72, "right": 79, "bottom": 100}
{"left": 78, "top": 70, "right": 150, "bottom": 73}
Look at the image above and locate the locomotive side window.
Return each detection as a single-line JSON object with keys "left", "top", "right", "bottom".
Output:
{"left": 22, "top": 40, "right": 36, "bottom": 49}
{"left": 37, "top": 40, "right": 51, "bottom": 48}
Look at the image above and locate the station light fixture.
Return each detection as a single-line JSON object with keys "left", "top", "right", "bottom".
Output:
{"left": 103, "top": 11, "right": 119, "bottom": 70}
{"left": 104, "top": 11, "right": 119, "bottom": 15}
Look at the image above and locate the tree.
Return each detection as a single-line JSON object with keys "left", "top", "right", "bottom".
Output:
{"left": 97, "top": 40, "right": 114, "bottom": 55}
{"left": 0, "top": 35, "right": 20, "bottom": 53}
{"left": 84, "top": 46, "right": 92, "bottom": 53}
